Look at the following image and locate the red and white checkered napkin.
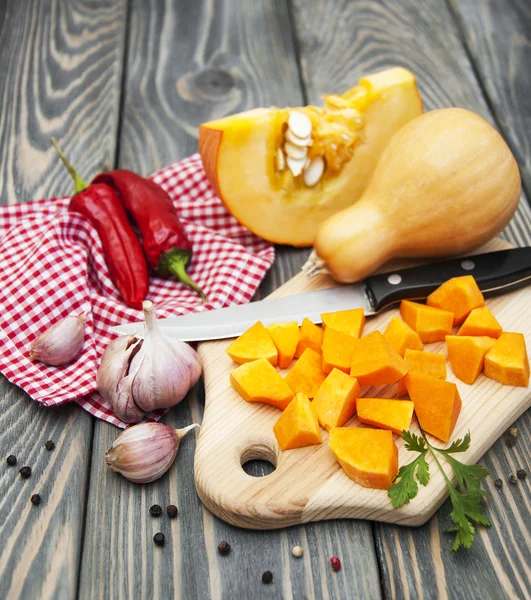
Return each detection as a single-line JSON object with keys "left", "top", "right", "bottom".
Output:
{"left": 0, "top": 153, "right": 275, "bottom": 427}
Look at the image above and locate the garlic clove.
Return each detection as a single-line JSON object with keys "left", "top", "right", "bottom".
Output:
{"left": 288, "top": 111, "right": 312, "bottom": 139}
{"left": 29, "top": 313, "right": 86, "bottom": 366}
{"left": 285, "top": 128, "right": 312, "bottom": 147}
{"left": 284, "top": 142, "right": 308, "bottom": 160}
{"left": 105, "top": 422, "right": 199, "bottom": 483}
{"left": 113, "top": 352, "right": 146, "bottom": 424}
{"left": 303, "top": 156, "right": 325, "bottom": 187}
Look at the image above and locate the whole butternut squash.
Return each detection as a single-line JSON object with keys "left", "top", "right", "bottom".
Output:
{"left": 310, "top": 108, "right": 521, "bottom": 282}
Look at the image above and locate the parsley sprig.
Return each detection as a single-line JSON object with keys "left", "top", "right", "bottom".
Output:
{"left": 388, "top": 430, "right": 491, "bottom": 551}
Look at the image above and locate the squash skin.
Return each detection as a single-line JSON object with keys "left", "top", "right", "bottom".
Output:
{"left": 314, "top": 108, "right": 522, "bottom": 282}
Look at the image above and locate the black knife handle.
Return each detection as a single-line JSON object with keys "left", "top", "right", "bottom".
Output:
{"left": 365, "top": 248, "right": 531, "bottom": 313}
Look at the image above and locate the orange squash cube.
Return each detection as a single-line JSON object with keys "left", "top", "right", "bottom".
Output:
{"left": 457, "top": 306, "right": 502, "bottom": 339}
{"left": 383, "top": 317, "right": 423, "bottom": 357}
{"left": 446, "top": 335, "right": 495, "bottom": 384}
{"left": 427, "top": 275, "right": 484, "bottom": 325}
{"left": 321, "top": 327, "right": 357, "bottom": 374}
{"left": 400, "top": 300, "right": 454, "bottom": 343}
{"left": 294, "top": 318, "right": 323, "bottom": 358}
{"left": 312, "top": 368, "right": 360, "bottom": 430}
{"left": 266, "top": 322, "right": 300, "bottom": 369}
{"left": 484, "top": 332, "right": 530, "bottom": 387}
{"left": 273, "top": 393, "right": 322, "bottom": 450}
{"left": 285, "top": 347, "right": 326, "bottom": 398}
{"left": 329, "top": 427, "right": 398, "bottom": 490}
{"left": 230, "top": 358, "right": 294, "bottom": 409}
{"left": 404, "top": 372, "right": 462, "bottom": 442}
{"left": 357, "top": 398, "right": 415, "bottom": 435}
{"left": 321, "top": 308, "right": 365, "bottom": 338}
{"left": 226, "top": 322, "right": 278, "bottom": 366}
{"left": 397, "top": 349, "right": 446, "bottom": 395}
{"left": 350, "top": 331, "right": 408, "bottom": 386}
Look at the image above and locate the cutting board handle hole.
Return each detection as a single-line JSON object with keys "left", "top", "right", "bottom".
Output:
{"left": 240, "top": 444, "right": 277, "bottom": 478}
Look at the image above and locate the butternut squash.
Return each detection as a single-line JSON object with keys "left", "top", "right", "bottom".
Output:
{"left": 484, "top": 332, "right": 530, "bottom": 387}
{"left": 350, "top": 331, "right": 408, "bottom": 386}
{"left": 273, "top": 393, "right": 322, "bottom": 450}
{"left": 400, "top": 300, "right": 454, "bottom": 344}
{"left": 295, "top": 318, "right": 323, "bottom": 358}
{"left": 266, "top": 322, "right": 300, "bottom": 369}
{"left": 427, "top": 275, "right": 484, "bottom": 325}
{"left": 446, "top": 335, "right": 495, "bottom": 385}
{"left": 321, "top": 326, "right": 357, "bottom": 374}
{"left": 328, "top": 427, "right": 398, "bottom": 490}
{"left": 383, "top": 316, "right": 423, "bottom": 357}
{"left": 457, "top": 306, "right": 502, "bottom": 339}
{"left": 321, "top": 308, "right": 365, "bottom": 338}
{"left": 230, "top": 358, "right": 294, "bottom": 409}
{"left": 311, "top": 108, "right": 521, "bottom": 282}
{"left": 397, "top": 349, "right": 446, "bottom": 396}
{"left": 357, "top": 398, "right": 415, "bottom": 435}
{"left": 404, "top": 372, "right": 462, "bottom": 442}
{"left": 226, "top": 322, "right": 278, "bottom": 366}
{"left": 312, "top": 368, "right": 360, "bottom": 430}
{"left": 285, "top": 347, "right": 326, "bottom": 398}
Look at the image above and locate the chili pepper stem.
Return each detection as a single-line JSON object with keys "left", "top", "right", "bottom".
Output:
{"left": 158, "top": 249, "right": 208, "bottom": 303}
{"left": 50, "top": 138, "right": 89, "bottom": 195}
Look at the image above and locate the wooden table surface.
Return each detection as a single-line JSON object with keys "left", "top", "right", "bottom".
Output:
{"left": 0, "top": 1, "right": 530, "bottom": 598}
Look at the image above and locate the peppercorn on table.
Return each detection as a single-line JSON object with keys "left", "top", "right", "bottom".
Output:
{"left": 1, "top": 1, "right": 530, "bottom": 599}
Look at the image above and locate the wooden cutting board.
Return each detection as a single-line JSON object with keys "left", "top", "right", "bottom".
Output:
{"left": 194, "top": 239, "right": 531, "bottom": 529}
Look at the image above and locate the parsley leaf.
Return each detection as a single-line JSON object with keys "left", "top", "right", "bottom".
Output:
{"left": 388, "top": 431, "right": 430, "bottom": 508}
{"left": 443, "top": 431, "right": 471, "bottom": 454}
{"left": 447, "top": 487, "right": 493, "bottom": 551}
{"left": 402, "top": 430, "right": 427, "bottom": 453}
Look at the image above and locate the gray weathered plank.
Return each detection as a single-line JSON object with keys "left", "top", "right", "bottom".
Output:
{"left": 289, "top": 0, "right": 531, "bottom": 596}
{"left": 449, "top": 0, "right": 531, "bottom": 200}
{"left": 0, "top": 0, "right": 127, "bottom": 597}
{"left": 78, "top": 0, "right": 382, "bottom": 598}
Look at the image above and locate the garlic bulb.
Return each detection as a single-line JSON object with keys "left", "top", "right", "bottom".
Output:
{"left": 29, "top": 313, "right": 86, "bottom": 366}
{"left": 105, "top": 422, "right": 199, "bottom": 483}
{"left": 97, "top": 301, "right": 202, "bottom": 422}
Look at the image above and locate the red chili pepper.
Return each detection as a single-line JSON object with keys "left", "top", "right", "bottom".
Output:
{"left": 51, "top": 140, "right": 149, "bottom": 309}
{"left": 93, "top": 170, "right": 207, "bottom": 302}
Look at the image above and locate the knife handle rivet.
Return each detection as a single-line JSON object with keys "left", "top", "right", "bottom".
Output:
{"left": 461, "top": 260, "right": 475, "bottom": 271}
{"left": 387, "top": 274, "right": 402, "bottom": 285}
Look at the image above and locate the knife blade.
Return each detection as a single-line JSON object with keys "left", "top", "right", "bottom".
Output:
{"left": 112, "top": 248, "right": 531, "bottom": 341}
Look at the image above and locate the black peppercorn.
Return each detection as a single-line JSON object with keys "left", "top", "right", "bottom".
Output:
{"left": 44, "top": 440, "right": 55, "bottom": 451}
{"left": 262, "top": 571, "right": 273, "bottom": 584}
{"left": 6, "top": 455, "right": 17, "bottom": 466}
{"left": 149, "top": 504, "right": 162, "bottom": 517}
{"left": 153, "top": 532, "right": 165, "bottom": 546}
{"left": 494, "top": 479, "right": 503, "bottom": 489}
{"left": 31, "top": 494, "right": 41, "bottom": 505}
{"left": 509, "top": 473, "right": 518, "bottom": 485}
{"left": 19, "top": 466, "right": 31, "bottom": 479}
{"left": 218, "top": 541, "right": 231, "bottom": 556}
{"left": 516, "top": 469, "right": 527, "bottom": 480}
{"left": 167, "top": 505, "right": 178, "bottom": 518}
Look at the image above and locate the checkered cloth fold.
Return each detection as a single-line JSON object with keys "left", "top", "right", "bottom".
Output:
{"left": 0, "top": 154, "right": 274, "bottom": 427}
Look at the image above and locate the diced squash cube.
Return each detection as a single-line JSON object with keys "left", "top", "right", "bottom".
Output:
{"left": 383, "top": 317, "right": 423, "bottom": 357}
{"left": 446, "top": 335, "right": 495, "bottom": 385}
{"left": 457, "top": 307, "right": 502, "bottom": 339}
{"left": 321, "top": 327, "right": 357, "bottom": 374}
{"left": 329, "top": 427, "right": 398, "bottom": 490}
{"left": 273, "top": 393, "right": 322, "bottom": 450}
{"left": 285, "top": 348, "right": 326, "bottom": 398}
{"left": 427, "top": 275, "right": 484, "bottom": 325}
{"left": 404, "top": 372, "right": 462, "bottom": 442}
{"left": 227, "top": 322, "right": 278, "bottom": 366}
{"left": 400, "top": 300, "right": 454, "bottom": 343}
{"left": 295, "top": 318, "right": 323, "bottom": 358}
{"left": 484, "top": 332, "right": 530, "bottom": 387}
{"left": 266, "top": 322, "right": 300, "bottom": 369}
{"left": 350, "top": 331, "right": 408, "bottom": 386}
{"left": 397, "top": 349, "right": 446, "bottom": 395}
{"left": 230, "top": 358, "right": 294, "bottom": 409}
{"left": 321, "top": 308, "right": 365, "bottom": 338}
{"left": 312, "top": 369, "right": 360, "bottom": 430}
{"left": 357, "top": 398, "right": 415, "bottom": 435}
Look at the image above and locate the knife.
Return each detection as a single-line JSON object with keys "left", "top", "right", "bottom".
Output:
{"left": 113, "top": 248, "right": 531, "bottom": 341}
